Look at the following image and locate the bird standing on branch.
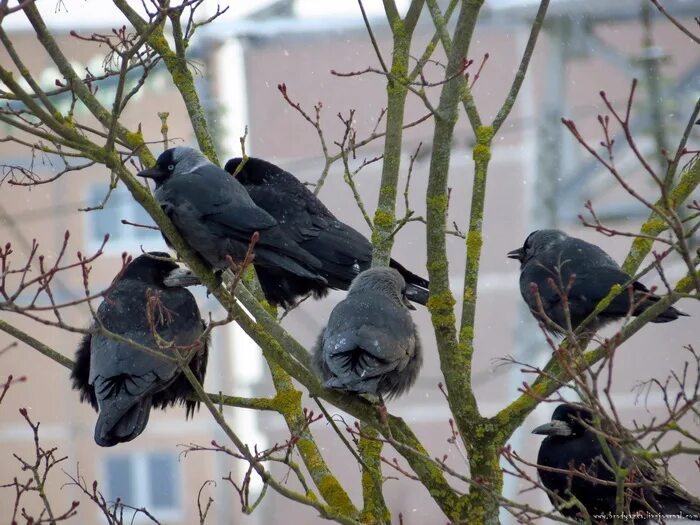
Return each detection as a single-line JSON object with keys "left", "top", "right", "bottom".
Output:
{"left": 313, "top": 267, "right": 423, "bottom": 401}
{"left": 138, "top": 147, "right": 326, "bottom": 306}
{"left": 225, "top": 156, "right": 430, "bottom": 307}
{"left": 71, "top": 252, "right": 208, "bottom": 447}
{"left": 507, "top": 229, "right": 686, "bottom": 334}
{"left": 533, "top": 403, "right": 700, "bottom": 523}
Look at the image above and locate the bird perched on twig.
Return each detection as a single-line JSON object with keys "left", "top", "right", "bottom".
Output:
{"left": 224, "top": 156, "right": 430, "bottom": 308}
{"left": 312, "top": 267, "right": 422, "bottom": 400}
{"left": 533, "top": 403, "right": 700, "bottom": 523}
{"left": 71, "top": 252, "right": 208, "bottom": 447}
{"left": 138, "top": 147, "right": 326, "bottom": 304}
{"left": 507, "top": 229, "right": 686, "bottom": 334}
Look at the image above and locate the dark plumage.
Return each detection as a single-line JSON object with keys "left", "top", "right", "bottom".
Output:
{"left": 534, "top": 404, "right": 700, "bottom": 523}
{"left": 71, "top": 252, "right": 209, "bottom": 447}
{"left": 507, "top": 229, "right": 687, "bottom": 334}
{"left": 138, "top": 148, "right": 326, "bottom": 306}
{"left": 224, "top": 157, "right": 430, "bottom": 307}
{"left": 312, "top": 267, "right": 422, "bottom": 399}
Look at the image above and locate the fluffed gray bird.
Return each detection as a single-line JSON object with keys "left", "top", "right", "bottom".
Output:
{"left": 71, "top": 252, "right": 208, "bottom": 447}
{"left": 312, "top": 267, "right": 422, "bottom": 399}
{"left": 137, "top": 147, "right": 326, "bottom": 303}
{"left": 507, "top": 229, "right": 687, "bottom": 334}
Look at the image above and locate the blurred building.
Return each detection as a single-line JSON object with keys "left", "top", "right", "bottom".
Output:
{"left": 1, "top": 1, "right": 698, "bottom": 524}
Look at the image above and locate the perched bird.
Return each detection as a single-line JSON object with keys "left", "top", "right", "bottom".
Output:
{"left": 138, "top": 147, "right": 326, "bottom": 306}
{"left": 507, "top": 229, "right": 686, "bottom": 334}
{"left": 224, "top": 157, "right": 430, "bottom": 307}
{"left": 533, "top": 403, "right": 700, "bottom": 523}
{"left": 71, "top": 252, "right": 209, "bottom": 447}
{"left": 312, "top": 267, "right": 422, "bottom": 400}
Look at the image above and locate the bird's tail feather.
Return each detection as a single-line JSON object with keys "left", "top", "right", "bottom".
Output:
{"left": 656, "top": 489, "right": 700, "bottom": 521}
{"left": 93, "top": 374, "right": 155, "bottom": 447}
{"left": 94, "top": 396, "right": 152, "bottom": 447}
{"left": 390, "top": 259, "right": 429, "bottom": 305}
{"left": 256, "top": 246, "right": 326, "bottom": 283}
{"left": 633, "top": 291, "right": 689, "bottom": 323}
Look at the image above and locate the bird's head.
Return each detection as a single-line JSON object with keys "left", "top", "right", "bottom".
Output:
{"left": 225, "top": 157, "right": 276, "bottom": 185}
{"left": 507, "top": 229, "right": 569, "bottom": 266}
{"left": 138, "top": 147, "right": 209, "bottom": 186}
{"left": 118, "top": 252, "right": 198, "bottom": 288}
{"left": 532, "top": 403, "right": 593, "bottom": 438}
{"left": 349, "top": 267, "right": 416, "bottom": 310}
{"left": 224, "top": 157, "right": 247, "bottom": 179}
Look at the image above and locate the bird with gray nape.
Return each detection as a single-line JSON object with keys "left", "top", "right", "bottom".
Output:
{"left": 137, "top": 147, "right": 326, "bottom": 304}
{"left": 312, "top": 267, "right": 422, "bottom": 400}
{"left": 507, "top": 229, "right": 687, "bottom": 335}
{"left": 71, "top": 252, "right": 208, "bottom": 447}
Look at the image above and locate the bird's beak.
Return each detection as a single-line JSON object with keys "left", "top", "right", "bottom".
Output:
{"left": 163, "top": 268, "right": 201, "bottom": 288}
{"left": 137, "top": 166, "right": 165, "bottom": 179}
{"left": 532, "top": 420, "right": 572, "bottom": 436}
{"left": 506, "top": 247, "right": 524, "bottom": 261}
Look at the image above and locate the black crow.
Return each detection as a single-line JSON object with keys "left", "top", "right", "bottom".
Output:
{"left": 71, "top": 252, "right": 208, "bottom": 447}
{"left": 313, "top": 268, "right": 422, "bottom": 399}
{"left": 224, "top": 157, "right": 430, "bottom": 307}
{"left": 534, "top": 403, "right": 700, "bottom": 523}
{"left": 138, "top": 147, "right": 326, "bottom": 307}
{"left": 507, "top": 229, "right": 686, "bottom": 334}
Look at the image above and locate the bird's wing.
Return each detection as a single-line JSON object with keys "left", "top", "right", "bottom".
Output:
{"left": 151, "top": 319, "right": 209, "bottom": 417}
{"left": 163, "top": 168, "right": 324, "bottom": 277}
{"left": 567, "top": 265, "right": 633, "bottom": 318}
{"left": 245, "top": 180, "right": 373, "bottom": 286}
{"left": 596, "top": 438, "right": 700, "bottom": 518}
{"left": 300, "top": 223, "right": 372, "bottom": 287}
{"left": 89, "top": 285, "right": 203, "bottom": 407}
{"left": 527, "top": 241, "right": 632, "bottom": 319}
{"left": 162, "top": 167, "right": 279, "bottom": 240}
{"left": 244, "top": 182, "right": 327, "bottom": 241}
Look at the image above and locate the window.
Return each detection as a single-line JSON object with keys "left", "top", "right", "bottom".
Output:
{"left": 103, "top": 452, "right": 182, "bottom": 522}
{"left": 86, "top": 184, "right": 165, "bottom": 254}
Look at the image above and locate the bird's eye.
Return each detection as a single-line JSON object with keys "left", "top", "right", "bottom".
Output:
{"left": 167, "top": 164, "right": 175, "bottom": 171}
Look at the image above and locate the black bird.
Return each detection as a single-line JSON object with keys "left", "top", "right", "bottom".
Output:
{"left": 138, "top": 147, "right": 326, "bottom": 307}
{"left": 71, "top": 252, "right": 208, "bottom": 447}
{"left": 313, "top": 268, "right": 423, "bottom": 399}
{"left": 507, "top": 229, "right": 686, "bottom": 334}
{"left": 224, "top": 156, "right": 430, "bottom": 307}
{"left": 533, "top": 403, "right": 700, "bottom": 523}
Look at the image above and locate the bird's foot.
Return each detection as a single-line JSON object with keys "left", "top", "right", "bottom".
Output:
{"left": 375, "top": 393, "right": 390, "bottom": 428}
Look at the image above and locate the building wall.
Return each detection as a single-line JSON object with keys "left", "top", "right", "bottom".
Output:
{"left": 1, "top": 7, "right": 698, "bottom": 525}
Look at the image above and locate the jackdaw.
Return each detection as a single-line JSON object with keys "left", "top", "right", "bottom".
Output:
{"left": 312, "top": 267, "right": 422, "bottom": 399}
{"left": 507, "top": 229, "right": 686, "bottom": 334}
{"left": 71, "top": 252, "right": 208, "bottom": 447}
{"left": 138, "top": 147, "right": 326, "bottom": 306}
{"left": 533, "top": 403, "right": 700, "bottom": 523}
{"left": 224, "top": 157, "right": 430, "bottom": 307}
